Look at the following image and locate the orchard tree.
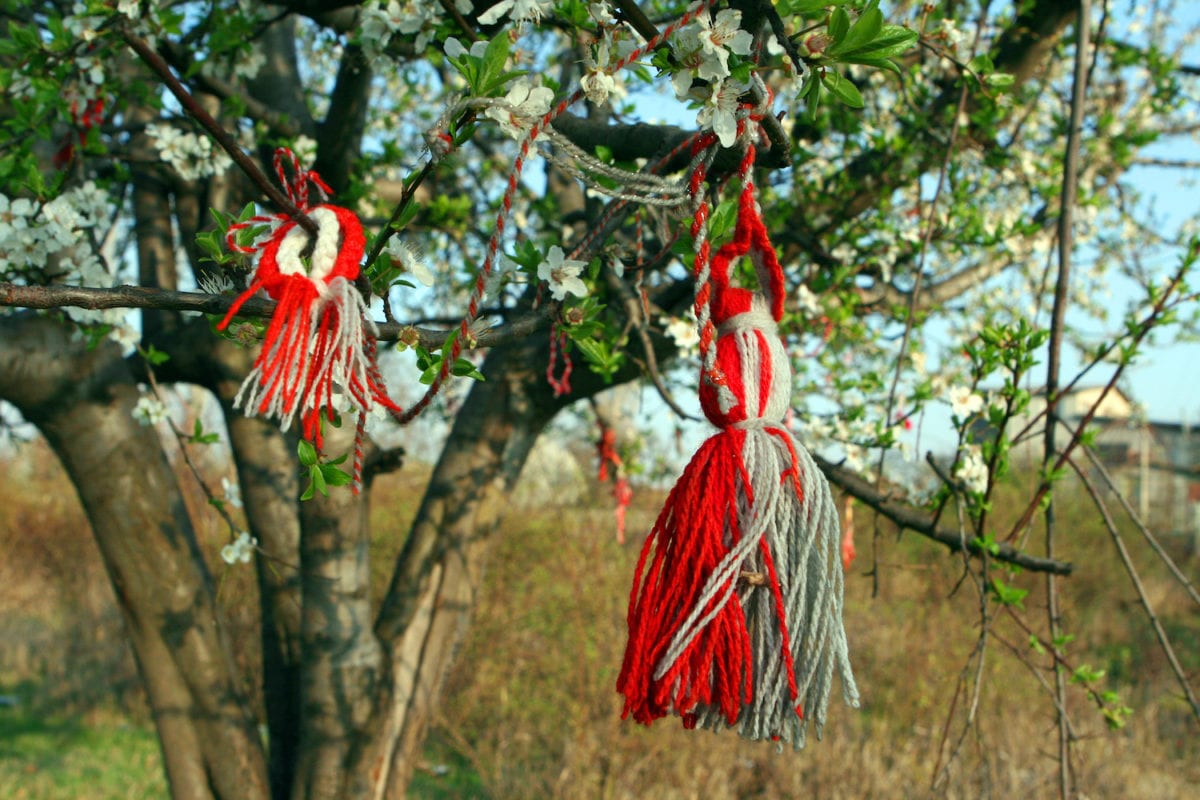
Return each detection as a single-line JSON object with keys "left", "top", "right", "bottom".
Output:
{"left": 1, "top": 1, "right": 1198, "bottom": 798}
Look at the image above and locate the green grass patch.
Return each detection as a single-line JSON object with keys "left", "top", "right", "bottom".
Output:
{"left": 0, "top": 703, "right": 166, "bottom": 800}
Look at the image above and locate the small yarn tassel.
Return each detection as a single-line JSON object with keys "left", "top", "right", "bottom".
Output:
{"left": 617, "top": 185, "right": 859, "bottom": 748}
{"left": 219, "top": 149, "right": 402, "bottom": 489}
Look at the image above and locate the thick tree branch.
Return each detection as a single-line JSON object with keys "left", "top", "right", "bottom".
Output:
{"left": 552, "top": 110, "right": 790, "bottom": 171}
{"left": 0, "top": 282, "right": 551, "bottom": 350}
{"left": 315, "top": 43, "right": 373, "bottom": 192}
{"left": 811, "top": 452, "right": 1074, "bottom": 575}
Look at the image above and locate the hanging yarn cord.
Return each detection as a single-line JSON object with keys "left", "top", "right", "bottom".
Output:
{"left": 395, "top": 0, "right": 720, "bottom": 424}
{"left": 219, "top": 148, "right": 403, "bottom": 491}
{"left": 617, "top": 103, "right": 859, "bottom": 749}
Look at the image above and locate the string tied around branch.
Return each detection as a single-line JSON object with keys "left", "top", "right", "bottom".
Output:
{"left": 219, "top": 148, "right": 403, "bottom": 492}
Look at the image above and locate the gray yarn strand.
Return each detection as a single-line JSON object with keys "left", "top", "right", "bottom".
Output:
{"left": 690, "top": 427, "right": 860, "bottom": 749}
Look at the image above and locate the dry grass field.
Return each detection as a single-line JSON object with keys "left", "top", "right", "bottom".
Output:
{"left": 0, "top": 435, "right": 1196, "bottom": 799}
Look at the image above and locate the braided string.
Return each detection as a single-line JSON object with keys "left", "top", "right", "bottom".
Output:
{"left": 692, "top": 79, "right": 777, "bottom": 413}
{"left": 688, "top": 132, "right": 728, "bottom": 409}
{"left": 395, "top": 0, "right": 719, "bottom": 423}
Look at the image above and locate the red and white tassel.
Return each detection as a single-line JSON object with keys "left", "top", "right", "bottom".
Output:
{"left": 219, "top": 149, "right": 402, "bottom": 489}
{"left": 617, "top": 164, "right": 858, "bottom": 748}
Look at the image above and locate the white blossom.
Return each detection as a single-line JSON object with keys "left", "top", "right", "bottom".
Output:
{"left": 661, "top": 313, "right": 700, "bottom": 357}
{"left": 949, "top": 385, "right": 984, "bottom": 419}
{"left": 581, "top": 68, "right": 618, "bottom": 106}
{"left": 477, "top": 0, "right": 552, "bottom": 25}
{"left": 797, "top": 284, "right": 821, "bottom": 315}
{"left": 581, "top": 40, "right": 620, "bottom": 106}
{"left": 221, "top": 476, "right": 243, "bottom": 509}
{"left": 955, "top": 444, "right": 989, "bottom": 494}
{"left": 220, "top": 531, "right": 257, "bottom": 565}
{"left": 697, "top": 78, "right": 747, "bottom": 148}
{"left": 146, "top": 122, "right": 232, "bottom": 181}
{"left": 64, "top": 4, "right": 103, "bottom": 43}
{"left": 588, "top": 2, "right": 616, "bottom": 26}
{"left": 537, "top": 246, "right": 588, "bottom": 301}
{"left": 444, "top": 37, "right": 487, "bottom": 61}
{"left": 485, "top": 79, "right": 554, "bottom": 139}
{"left": 939, "top": 19, "right": 967, "bottom": 50}
{"left": 132, "top": 395, "right": 169, "bottom": 426}
{"left": 910, "top": 350, "right": 928, "bottom": 376}
{"left": 386, "top": 238, "right": 434, "bottom": 286}
{"left": 696, "top": 10, "right": 753, "bottom": 75}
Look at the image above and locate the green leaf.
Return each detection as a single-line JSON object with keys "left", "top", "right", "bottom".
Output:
{"left": 805, "top": 75, "right": 823, "bottom": 120}
{"left": 451, "top": 357, "right": 486, "bottom": 381}
{"left": 843, "top": 55, "right": 902, "bottom": 74}
{"left": 708, "top": 198, "right": 739, "bottom": 242}
{"left": 785, "top": 0, "right": 852, "bottom": 13}
{"left": 821, "top": 71, "right": 864, "bottom": 108}
{"left": 189, "top": 419, "right": 219, "bottom": 445}
{"left": 310, "top": 463, "right": 328, "bottom": 497}
{"left": 838, "top": 24, "right": 918, "bottom": 60}
{"left": 321, "top": 464, "right": 353, "bottom": 487}
{"left": 297, "top": 439, "right": 318, "bottom": 467}
{"left": 989, "top": 578, "right": 1028, "bottom": 608}
{"left": 828, "top": 6, "right": 883, "bottom": 58}
{"left": 141, "top": 344, "right": 170, "bottom": 366}
{"left": 828, "top": 7, "right": 850, "bottom": 45}
{"left": 477, "top": 34, "right": 511, "bottom": 96}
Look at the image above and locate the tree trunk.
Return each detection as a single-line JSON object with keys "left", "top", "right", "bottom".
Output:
{"left": 0, "top": 314, "right": 271, "bottom": 799}
{"left": 352, "top": 333, "right": 557, "bottom": 796}
{"left": 291, "top": 418, "right": 387, "bottom": 800}
{"left": 226, "top": 415, "right": 305, "bottom": 800}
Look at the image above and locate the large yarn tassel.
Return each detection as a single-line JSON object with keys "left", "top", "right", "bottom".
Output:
{"left": 617, "top": 181, "right": 859, "bottom": 749}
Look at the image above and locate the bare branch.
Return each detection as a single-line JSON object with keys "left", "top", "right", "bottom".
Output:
{"left": 1067, "top": 454, "right": 1200, "bottom": 725}
{"left": 113, "top": 17, "right": 319, "bottom": 236}
{"left": 811, "top": 451, "right": 1074, "bottom": 575}
{"left": 0, "top": 282, "right": 550, "bottom": 350}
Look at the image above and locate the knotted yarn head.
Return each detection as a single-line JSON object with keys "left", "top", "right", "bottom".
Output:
{"left": 253, "top": 204, "right": 365, "bottom": 299}
{"left": 698, "top": 186, "right": 791, "bottom": 430}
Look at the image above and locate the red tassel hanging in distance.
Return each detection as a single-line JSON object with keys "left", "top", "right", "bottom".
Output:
{"left": 617, "top": 150, "right": 859, "bottom": 749}
{"left": 219, "top": 149, "right": 403, "bottom": 491}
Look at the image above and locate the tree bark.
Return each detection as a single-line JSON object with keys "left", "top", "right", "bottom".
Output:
{"left": 349, "top": 330, "right": 555, "bottom": 796}
{"left": 0, "top": 314, "right": 271, "bottom": 800}
{"left": 291, "top": 419, "right": 387, "bottom": 800}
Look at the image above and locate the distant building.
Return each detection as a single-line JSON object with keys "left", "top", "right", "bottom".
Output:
{"left": 972, "top": 386, "right": 1200, "bottom": 552}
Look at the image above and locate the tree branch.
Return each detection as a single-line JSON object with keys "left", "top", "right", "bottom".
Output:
{"left": 157, "top": 38, "right": 306, "bottom": 139}
{"left": 114, "top": 17, "right": 319, "bottom": 236}
{"left": 0, "top": 282, "right": 550, "bottom": 350}
{"left": 811, "top": 451, "right": 1074, "bottom": 575}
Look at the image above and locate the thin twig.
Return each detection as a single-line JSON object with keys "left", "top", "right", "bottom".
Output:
{"left": 814, "top": 451, "right": 1074, "bottom": 574}
{"left": 363, "top": 111, "right": 475, "bottom": 272}
{"left": 877, "top": 0, "right": 988, "bottom": 596}
{"left": 1066, "top": 454, "right": 1200, "bottom": 724}
{"left": 1043, "top": 4, "right": 1091, "bottom": 794}
{"left": 1079, "top": 444, "right": 1200, "bottom": 608}
{"left": 604, "top": 267, "right": 699, "bottom": 422}
{"left": 112, "top": 17, "right": 318, "bottom": 236}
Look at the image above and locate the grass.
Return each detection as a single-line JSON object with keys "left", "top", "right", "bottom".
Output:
{"left": 1, "top": 438, "right": 1197, "bottom": 798}
{"left": 0, "top": 702, "right": 166, "bottom": 800}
